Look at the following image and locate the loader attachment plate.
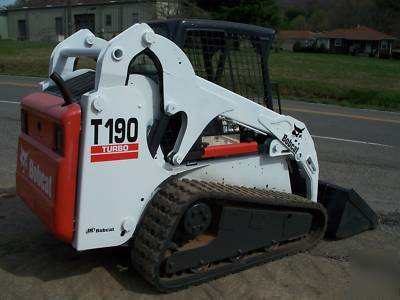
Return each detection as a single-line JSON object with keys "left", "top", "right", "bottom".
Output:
{"left": 317, "top": 181, "right": 378, "bottom": 239}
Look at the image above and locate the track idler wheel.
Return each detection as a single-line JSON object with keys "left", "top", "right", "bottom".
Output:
{"left": 183, "top": 202, "right": 212, "bottom": 236}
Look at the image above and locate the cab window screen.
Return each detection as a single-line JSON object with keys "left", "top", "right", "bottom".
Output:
{"left": 183, "top": 29, "right": 266, "bottom": 107}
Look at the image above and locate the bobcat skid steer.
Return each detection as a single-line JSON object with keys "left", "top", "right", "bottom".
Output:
{"left": 16, "top": 19, "right": 377, "bottom": 291}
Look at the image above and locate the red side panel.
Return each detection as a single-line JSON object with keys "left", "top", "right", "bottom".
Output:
{"left": 16, "top": 92, "right": 81, "bottom": 243}
{"left": 202, "top": 142, "right": 258, "bottom": 159}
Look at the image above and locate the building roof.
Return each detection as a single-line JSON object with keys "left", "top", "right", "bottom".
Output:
{"left": 279, "top": 30, "right": 317, "bottom": 40}
{"left": 279, "top": 26, "right": 396, "bottom": 42}
{"left": 6, "top": 0, "right": 146, "bottom": 10}
{"left": 318, "top": 26, "right": 396, "bottom": 41}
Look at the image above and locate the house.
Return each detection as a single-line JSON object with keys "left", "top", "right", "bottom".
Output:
{"left": 279, "top": 26, "right": 396, "bottom": 58}
{"left": 278, "top": 30, "right": 317, "bottom": 51}
{"left": 2, "top": 0, "right": 187, "bottom": 42}
{"left": 317, "top": 26, "right": 396, "bottom": 58}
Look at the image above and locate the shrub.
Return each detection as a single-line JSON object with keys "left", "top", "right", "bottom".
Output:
{"left": 293, "top": 41, "right": 303, "bottom": 52}
{"left": 319, "top": 43, "right": 327, "bottom": 53}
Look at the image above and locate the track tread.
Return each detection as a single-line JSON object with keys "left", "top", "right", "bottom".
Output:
{"left": 131, "top": 179, "right": 327, "bottom": 292}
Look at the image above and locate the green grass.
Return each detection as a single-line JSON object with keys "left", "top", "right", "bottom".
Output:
{"left": 269, "top": 51, "right": 400, "bottom": 111}
{"left": 0, "top": 39, "right": 55, "bottom": 55}
{"left": 0, "top": 39, "right": 55, "bottom": 76}
{"left": 1, "top": 39, "right": 399, "bottom": 111}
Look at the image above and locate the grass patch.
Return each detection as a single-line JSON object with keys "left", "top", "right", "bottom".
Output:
{"left": 0, "top": 39, "right": 399, "bottom": 111}
{"left": 0, "top": 39, "right": 55, "bottom": 55}
{"left": 269, "top": 51, "right": 400, "bottom": 111}
{"left": 0, "top": 39, "right": 96, "bottom": 76}
{"left": 0, "top": 39, "right": 55, "bottom": 76}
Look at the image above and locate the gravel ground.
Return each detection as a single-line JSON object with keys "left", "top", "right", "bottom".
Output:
{"left": 0, "top": 189, "right": 399, "bottom": 300}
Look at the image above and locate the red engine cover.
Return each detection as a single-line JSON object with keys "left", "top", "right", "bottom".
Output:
{"left": 16, "top": 92, "right": 81, "bottom": 243}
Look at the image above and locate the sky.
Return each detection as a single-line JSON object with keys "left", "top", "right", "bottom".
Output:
{"left": 0, "top": 0, "right": 15, "bottom": 6}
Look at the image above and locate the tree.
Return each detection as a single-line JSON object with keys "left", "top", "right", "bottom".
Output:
{"left": 157, "top": 0, "right": 208, "bottom": 19}
{"left": 307, "top": 9, "right": 329, "bottom": 31}
{"left": 284, "top": 6, "right": 305, "bottom": 22}
{"left": 289, "top": 15, "right": 307, "bottom": 30}
{"left": 372, "top": 0, "right": 400, "bottom": 34}
{"left": 198, "top": 0, "right": 400, "bottom": 37}
{"left": 214, "top": 0, "right": 282, "bottom": 28}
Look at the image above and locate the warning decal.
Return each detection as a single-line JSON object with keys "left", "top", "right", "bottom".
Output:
{"left": 90, "top": 143, "right": 139, "bottom": 163}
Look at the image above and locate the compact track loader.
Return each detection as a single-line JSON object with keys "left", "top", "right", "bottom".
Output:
{"left": 16, "top": 19, "right": 377, "bottom": 291}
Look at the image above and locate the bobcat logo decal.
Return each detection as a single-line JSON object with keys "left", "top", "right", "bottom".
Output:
{"left": 292, "top": 124, "right": 305, "bottom": 138}
{"left": 19, "top": 145, "right": 29, "bottom": 173}
{"left": 281, "top": 124, "right": 305, "bottom": 155}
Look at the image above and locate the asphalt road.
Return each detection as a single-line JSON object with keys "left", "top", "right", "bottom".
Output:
{"left": 1, "top": 74, "right": 399, "bottom": 212}
{"left": 0, "top": 75, "right": 400, "bottom": 299}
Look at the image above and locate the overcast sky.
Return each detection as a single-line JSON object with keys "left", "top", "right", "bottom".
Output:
{"left": 0, "top": 0, "right": 15, "bottom": 6}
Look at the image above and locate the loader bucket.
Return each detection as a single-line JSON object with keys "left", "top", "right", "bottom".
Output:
{"left": 317, "top": 181, "right": 378, "bottom": 239}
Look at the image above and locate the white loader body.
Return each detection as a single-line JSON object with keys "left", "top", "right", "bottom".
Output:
{"left": 36, "top": 24, "right": 319, "bottom": 250}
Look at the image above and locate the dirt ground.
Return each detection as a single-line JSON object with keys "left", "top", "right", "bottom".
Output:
{"left": 0, "top": 188, "right": 399, "bottom": 300}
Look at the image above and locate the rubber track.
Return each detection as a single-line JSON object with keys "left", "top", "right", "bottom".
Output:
{"left": 131, "top": 179, "right": 327, "bottom": 292}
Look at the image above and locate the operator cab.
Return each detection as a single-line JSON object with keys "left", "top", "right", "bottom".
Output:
{"left": 141, "top": 19, "right": 278, "bottom": 159}
{"left": 147, "top": 19, "right": 276, "bottom": 109}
